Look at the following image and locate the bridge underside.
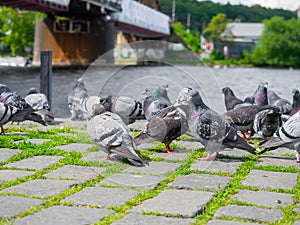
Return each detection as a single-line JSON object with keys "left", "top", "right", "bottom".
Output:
{"left": 0, "top": 0, "right": 68, "bottom": 12}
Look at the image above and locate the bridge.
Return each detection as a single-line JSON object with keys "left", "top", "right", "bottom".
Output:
{"left": 0, "top": 0, "right": 170, "bottom": 66}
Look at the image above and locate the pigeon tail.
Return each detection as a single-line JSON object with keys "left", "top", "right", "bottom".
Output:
{"left": 115, "top": 145, "right": 148, "bottom": 166}
{"left": 223, "top": 135, "right": 256, "bottom": 154}
{"left": 134, "top": 131, "right": 155, "bottom": 146}
{"left": 25, "top": 113, "right": 47, "bottom": 126}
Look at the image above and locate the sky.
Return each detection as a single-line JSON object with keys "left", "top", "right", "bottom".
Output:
{"left": 210, "top": 0, "right": 299, "bottom": 11}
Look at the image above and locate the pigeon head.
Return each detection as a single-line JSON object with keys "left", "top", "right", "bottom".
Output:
{"left": 292, "top": 89, "right": 299, "bottom": 96}
{"left": 89, "top": 104, "right": 106, "bottom": 119}
{"left": 253, "top": 82, "right": 268, "bottom": 106}
{"left": 221, "top": 87, "right": 234, "bottom": 96}
{"left": 27, "top": 87, "right": 38, "bottom": 95}
{"left": 174, "top": 87, "right": 192, "bottom": 106}
{"left": 188, "top": 90, "right": 208, "bottom": 109}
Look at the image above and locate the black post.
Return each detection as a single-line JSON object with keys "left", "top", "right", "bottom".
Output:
{"left": 40, "top": 50, "right": 52, "bottom": 109}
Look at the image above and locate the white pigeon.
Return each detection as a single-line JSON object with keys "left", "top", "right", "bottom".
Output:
{"left": 260, "top": 110, "right": 300, "bottom": 163}
{"left": 87, "top": 104, "right": 147, "bottom": 166}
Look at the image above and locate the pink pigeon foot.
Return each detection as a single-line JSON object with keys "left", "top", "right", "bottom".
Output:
{"left": 165, "top": 145, "right": 176, "bottom": 154}
{"left": 197, "top": 152, "right": 219, "bottom": 161}
{"left": 296, "top": 156, "right": 300, "bottom": 163}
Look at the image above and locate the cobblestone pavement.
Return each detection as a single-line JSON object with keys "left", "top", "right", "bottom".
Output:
{"left": 0, "top": 119, "right": 299, "bottom": 225}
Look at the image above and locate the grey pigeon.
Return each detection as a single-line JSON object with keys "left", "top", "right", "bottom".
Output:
{"left": 221, "top": 87, "right": 244, "bottom": 111}
{"left": 183, "top": 90, "right": 256, "bottom": 160}
{"left": 268, "top": 90, "right": 292, "bottom": 115}
{"left": 87, "top": 104, "right": 147, "bottom": 166}
{"left": 291, "top": 89, "right": 300, "bottom": 116}
{"left": 259, "top": 110, "right": 300, "bottom": 163}
{"left": 68, "top": 95, "right": 100, "bottom": 120}
{"left": 253, "top": 82, "right": 269, "bottom": 106}
{"left": 143, "top": 87, "right": 171, "bottom": 121}
{"left": 25, "top": 88, "right": 54, "bottom": 124}
{"left": 144, "top": 83, "right": 171, "bottom": 103}
{"left": 0, "top": 84, "right": 46, "bottom": 126}
{"left": 253, "top": 107, "right": 282, "bottom": 138}
{"left": 0, "top": 102, "right": 19, "bottom": 133}
{"left": 224, "top": 105, "right": 281, "bottom": 139}
{"left": 135, "top": 87, "right": 191, "bottom": 153}
{"left": 69, "top": 77, "right": 88, "bottom": 100}
{"left": 100, "top": 95, "right": 145, "bottom": 124}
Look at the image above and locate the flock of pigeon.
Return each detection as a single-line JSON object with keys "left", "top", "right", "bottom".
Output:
{"left": 67, "top": 78, "right": 300, "bottom": 165}
{"left": 0, "top": 84, "right": 54, "bottom": 133}
{"left": 1, "top": 78, "right": 299, "bottom": 166}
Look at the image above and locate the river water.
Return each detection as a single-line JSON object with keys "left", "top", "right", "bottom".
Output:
{"left": 0, "top": 65, "right": 299, "bottom": 118}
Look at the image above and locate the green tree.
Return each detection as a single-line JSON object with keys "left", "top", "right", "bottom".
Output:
{"left": 248, "top": 16, "right": 300, "bottom": 67}
{"left": 202, "top": 13, "right": 231, "bottom": 42}
{"left": 0, "top": 7, "right": 44, "bottom": 56}
{"left": 172, "top": 22, "right": 201, "bottom": 52}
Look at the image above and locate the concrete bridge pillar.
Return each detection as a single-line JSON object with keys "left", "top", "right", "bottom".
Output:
{"left": 33, "top": 17, "right": 114, "bottom": 66}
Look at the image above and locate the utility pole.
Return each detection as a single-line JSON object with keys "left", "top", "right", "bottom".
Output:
{"left": 172, "top": 0, "right": 176, "bottom": 23}
{"left": 186, "top": 13, "right": 191, "bottom": 32}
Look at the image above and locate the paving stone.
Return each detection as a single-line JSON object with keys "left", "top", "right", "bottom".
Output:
{"left": 207, "top": 220, "right": 261, "bottom": 225}
{"left": 13, "top": 205, "right": 114, "bottom": 225}
{"left": 112, "top": 213, "right": 196, "bottom": 225}
{"left": 5, "top": 132, "right": 29, "bottom": 136}
{"left": 177, "top": 140, "right": 204, "bottom": 149}
{"left": 15, "top": 138, "right": 49, "bottom": 145}
{"left": 219, "top": 148, "right": 250, "bottom": 159}
{"left": 55, "top": 133, "right": 75, "bottom": 137}
{"left": 168, "top": 173, "right": 231, "bottom": 192}
{"left": 80, "top": 151, "right": 123, "bottom": 163}
{"left": 268, "top": 147, "right": 293, "bottom": 156}
{"left": 191, "top": 159, "right": 243, "bottom": 174}
{"left": 55, "top": 143, "right": 93, "bottom": 153}
{"left": 293, "top": 203, "right": 300, "bottom": 213}
{"left": 242, "top": 170, "right": 298, "bottom": 190}
{"left": 137, "top": 143, "right": 157, "bottom": 150}
{"left": 231, "top": 190, "right": 294, "bottom": 208}
{"left": 100, "top": 173, "right": 163, "bottom": 190}
{"left": 44, "top": 165, "right": 105, "bottom": 181}
{"left": 131, "top": 189, "right": 214, "bottom": 217}
{"left": 150, "top": 149, "right": 191, "bottom": 161}
{"left": 5, "top": 156, "right": 63, "bottom": 170}
{"left": 123, "top": 161, "right": 181, "bottom": 175}
{"left": 214, "top": 205, "right": 284, "bottom": 222}
{"left": 1, "top": 179, "right": 79, "bottom": 198}
{"left": 0, "top": 196, "right": 44, "bottom": 219}
{"left": 0, "top": 170, "right": 35, "bottom": 181}
{"left": 256, "top": 156, "right": 300, "bottom": 169}
{"left": 63, "top": 187, "right": 139, "bottom": 207}
{"left": 0, "top": 148, "right": 21, "bottom": 162}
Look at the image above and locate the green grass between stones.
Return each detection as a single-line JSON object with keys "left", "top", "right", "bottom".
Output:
{"left": 0, "top": 124, "right": 299, "bottom": 225}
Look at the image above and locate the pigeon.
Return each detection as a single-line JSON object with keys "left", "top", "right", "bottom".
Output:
{"left": 268, "top": 90, "right": 292, "bottom": 115}
{"left": 224, "top": 105, "right": 281, "bottom": 139}
{"left": 259, "top": 110, "right": 300, "bottom": 163}
{"left": 143, "top": 87, "right": 172, "bottom": 121}
{"left": 0, "top": 84, "right": 46, "bottom": 126}
{"left": 69, "top": 77, "right": 88, "bottom": 100}
{"left": 68, "top": 95, "right": 100, "bottom": 120}
{"left": 0, "top": 102, "right": 19, "bottom": 134}
{"left": 253, "top": 82, "right": 269, "bottom": 106}
{"left": 100, "top": 95, "right": 145, "bottom": 124}
{"left": 144, "top": 83, "right": 171, "bottom": 103}
{"left": 25, "top": 88, "right": 54, "bottom": 124}
{"left": 183, "top": 90, "right": 256, "bottom": 160}
{"left": 253, "top": 107, "right": 282, "bottom": 138}
{"left": 221, "top": 87, "right": 244, "bottom": 111}
{"left": 291, "top": 89, "right": 300, "bottom": 116}
{"left": 135, "top": 87, "right": 191, "bottom": 153}
{"left": 87, "top": 104, "right": 147, "bottom": 166}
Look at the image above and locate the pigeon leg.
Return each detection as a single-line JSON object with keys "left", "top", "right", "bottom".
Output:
{"left": 0, "top": 126, "right": 4, "bottom": 134}
{"left": 296, "top": 152, "right": 300, "bottom": 163}
{"left": 106, "top": 154, "right": 112, "bottom": 161}
{"left": 241, "top": 131, "right": 251, "bottom": 140}
{"left": 165, "top": 145, "right": 175, "bottom": 154}
{"left": 198, "top": 152, "right": 219, "bottom": 161}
